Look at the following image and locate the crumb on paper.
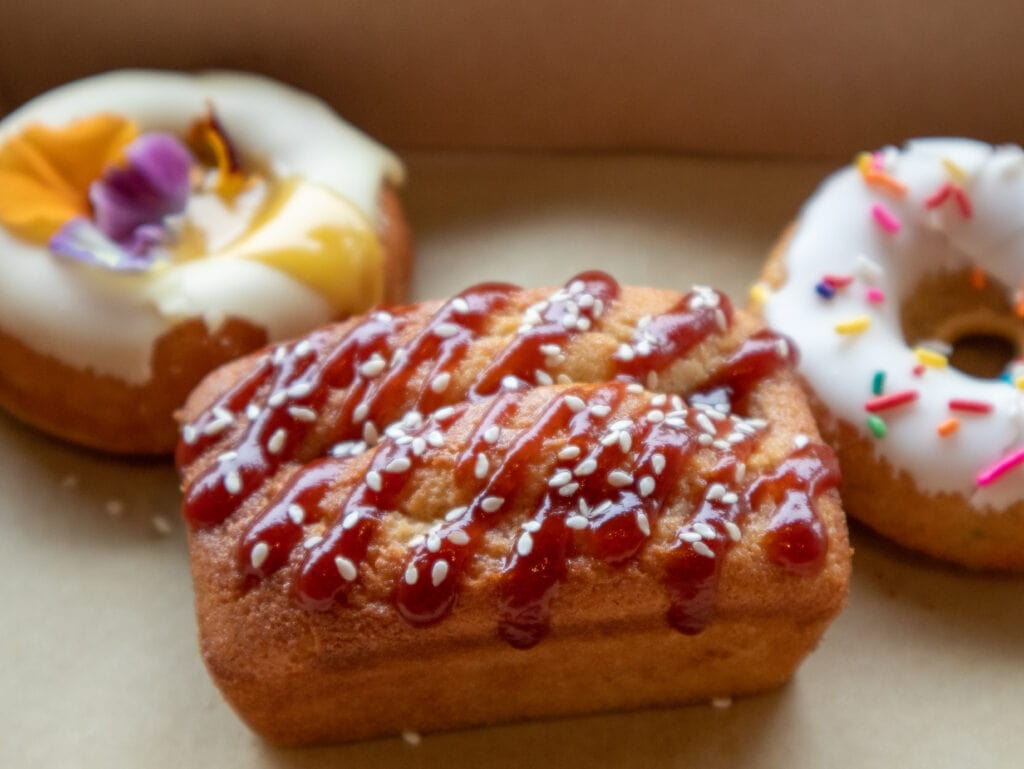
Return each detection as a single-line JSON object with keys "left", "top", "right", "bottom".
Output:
{"left": 105, "top": 499, "right": 124, "bottom": 516}
{"left": 151, "top": 515, "right": 174, "bottom": 535}
{"left": 401, "top": 730, "right": 422, "bottom": 746}
{"left": 711, "top": 697, "right": 733, "bottom": 709}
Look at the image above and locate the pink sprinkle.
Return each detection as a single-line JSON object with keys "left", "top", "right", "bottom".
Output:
{"left": 871, "top": 151, "right": 885, "bottom": 171}
{"left": 865, "top": 287, "right": 885, "bottom": 304}
{"left": 976, "top": 447, "right": 1024, "bottom": 486}
{"left": 871, "top": 204, "right": 901, "bottom": 234}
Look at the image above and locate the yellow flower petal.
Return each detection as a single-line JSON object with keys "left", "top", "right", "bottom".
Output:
{"left": 0, "top": 114, "right": 139, "bottom": 242}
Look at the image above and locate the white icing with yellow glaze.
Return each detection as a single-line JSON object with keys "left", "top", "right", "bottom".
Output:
{"left": 763, "top": 138, "right": 1024, "bottom": 510}
{"left": 0, "top": 70, "right": 404, "bottom": 383}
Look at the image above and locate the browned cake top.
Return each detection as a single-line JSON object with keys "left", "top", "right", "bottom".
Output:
{"left": 178, "top": 272, "right": 839, "bottom": 648}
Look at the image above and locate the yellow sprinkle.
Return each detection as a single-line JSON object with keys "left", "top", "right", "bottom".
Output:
{"left": 914, "top": 347, "right": 948, "bottom": 368}
{"left": 1016, "top": 376, "right": 1024, "bottom": 391}
{"left": 855, "top": 152, "right": 873, "bottom": 176}
{"left": 835, "top": 315, "right": 871, "bottom": 335}
{"left": 749, "top": 282, "right": 770, "bottom": 306}
{"left": 942, "top": 157, "right": 966, "bottom": 183}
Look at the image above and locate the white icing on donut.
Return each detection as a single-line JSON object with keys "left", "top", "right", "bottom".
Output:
{"left": 0, "top": 70, "right": 404, "bottom": 383}
{"left": 763, "top": 138, "right": 1024, "bottom": 510}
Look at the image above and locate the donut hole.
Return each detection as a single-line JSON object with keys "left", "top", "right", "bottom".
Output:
{"left": 901, "top": 269, "right": 1023, "bottom": 380}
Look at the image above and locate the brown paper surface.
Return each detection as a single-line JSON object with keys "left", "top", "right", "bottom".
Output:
{"left": 2, "top": 2, "right": 1024, "bottom": 156}
{"left": 1, "top": 153, "right": 1022, "bottom": 768}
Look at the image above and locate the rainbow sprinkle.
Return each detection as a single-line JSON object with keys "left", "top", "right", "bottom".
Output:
{"left": 823, "top": 274, "right": 854, "bottom": 290}
{"left": 871, "top": 204, "right": 902, "bottom": 234}
{"left": 936, "top": 418, "right": 959, "bottom": 437}
{"left": 866, "top": 415, "right": 887, "bottom": 438}
{"left": 970, "top": 266, "right": 987, "bottom": 290}
{"left": 949, "top": 398, "right": 993, "bottom": 414}
{"left": 914, "top": 347, "right": 948, "bottom": 368}
{"left": 942, "top": 157, "right": 967, "bottom": 183}
{"left": 976, "top": 447, "right": 1024, "bottom": 486}
{"left": 749, "top": 282, "right": 769, "bottom": 306}
{"left": 865, "top": 287, "right": 885, "bottom": 304}
{"left": 872, "top": 370, "right": 885, "bottom": 395}
{"left": 865, "top": 390, "right": 918, "bottom": 413}
{"left": 835, "top": 315, "right": 872, "bottom": 335}
{"left": 815, "top": 281, "right": 836, "bottom": 300}
{"left": 864, "top": 169, "right": 908, "bottom": 197}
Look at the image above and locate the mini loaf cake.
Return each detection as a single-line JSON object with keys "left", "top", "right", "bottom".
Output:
{"left": 0, "top": 70, "right": 411, "bottom": 454}
{"left": 757, "top": 139, "right": 1024, "bottom": 569}
{"left": 178, "top": 272, "right": 851, "bottom": 744}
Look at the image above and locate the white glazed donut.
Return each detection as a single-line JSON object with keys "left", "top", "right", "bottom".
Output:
{"left": 758, "top": 138, "right": 1024, "bottom": 569}
{"left": 0, "top": 70, "right": 411, "bottom": 454}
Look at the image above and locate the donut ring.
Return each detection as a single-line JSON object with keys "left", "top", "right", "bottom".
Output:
{"left": 759, "top": 138, "right": 1024, "bottom": 569}
{"left": 0, "top": 70, "right": 411, "bottom": 454}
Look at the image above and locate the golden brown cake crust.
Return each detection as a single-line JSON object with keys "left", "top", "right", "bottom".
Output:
{"left": 179, "top": 277, "right": 850, "bottom": 745}
{"left": 0, "top": 186, "right": 412, "bottom": 455}
{"left": 760, "top": 234, "right": 1024, "bottom": 570}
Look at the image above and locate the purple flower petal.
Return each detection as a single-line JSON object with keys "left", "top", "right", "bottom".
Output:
{"left": 49, "top": 217, "right": 154, "bottom": 272}
{"left": 90, "top": 132, "right": 192, "bottom": 243}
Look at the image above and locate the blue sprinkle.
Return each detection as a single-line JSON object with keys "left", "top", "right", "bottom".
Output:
{"left": 815, "top": 281, "right": 836, "bottom": 300}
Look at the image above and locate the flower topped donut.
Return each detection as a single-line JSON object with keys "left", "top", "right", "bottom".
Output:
{"left": 757, "top": 138, "right": 1024, "bottom": 568}
{"left": 0, "top": 70, "right": 410, "bottom": 454}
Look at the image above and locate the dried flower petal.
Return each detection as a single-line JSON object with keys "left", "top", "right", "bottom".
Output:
{"left": 48, "top": 217, "right": 154, "bottom": 271}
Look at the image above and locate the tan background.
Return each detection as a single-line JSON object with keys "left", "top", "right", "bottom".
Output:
{"left": 1, "top": 1, "right": 1023, "bottom": 156}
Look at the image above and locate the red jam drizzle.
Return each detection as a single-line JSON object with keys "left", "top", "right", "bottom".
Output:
{"left": 179, "top": 271, "right": 840, "bottom": 647}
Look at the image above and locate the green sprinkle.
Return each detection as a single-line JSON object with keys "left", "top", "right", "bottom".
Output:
{"left": 866, "top": 414, "right": 887, "bottom": 438}
{"left": 872, "top": 370, "right": 885, "bottom": 396}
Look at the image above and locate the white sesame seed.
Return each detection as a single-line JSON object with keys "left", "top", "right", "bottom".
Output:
{"left": 735, "top": 463, "right": 746, "bottom": 483}
{"left": 448, "top": 529, "right": 470, "bottom": 546}
{"left": 404, "top": 565, "right": 419, "bottom": 585}
{"left": 560, "top": 514, "right": 586, "bottom": 531}
{"left": 430, "top": 372, "right": 451, "bottom": 393}
{"left": 217, "top": 450, "right": 238, "bottom": 463}
{"left": 288, "top": 504, "right": 306, "bottom": 525}
{"left": 693, "top": 541, "right": 715, "bottom": 558}
{"left": 724, "top": 521, "right": 742, "bottom": 542}
{"left": 474, "top": 453, "right": 490, "bottom": 479}
{"left": 433, "top": 406, "right": 456, "bottom": 421}
{"left": 535, "top": 369, "right": 554, "bottom": 386}
{"left": 481, "top": 496, "right": 504, "bottom": 513}
{"left": 182, "top": 424, "right": 198, "bottom": 444}
{"left": 287, "top": 381, "right": 313, "bottom": 399}
{"left": 304, "top": 535, "right": 323, "bottom": 549}
{"left": 646, "top": 409, "right": 665, "bottom": 423}
{"left": 608, "top": 470, "right": 633, "bottom": 487}
{"left": 341, "top": 511, "right": 360, "bottom": 530}
{"left": 558, "top": 445, "right": 581, "bottom": 460}
{"left": 427, "top": 430, "right": 445, "bottom": 448}
{"left": 224, "top": 471, "right": 242, "bottom": 495}
{"left": 666, "top": 417, "right": 687, "bottom": 428}
{"left": 726, "top": 432, "right": 745, "bottom": 444}
{"left": 590, "top": 404, "right": 612, "bottom": 417}
{"left": 452, "top": 297, "right": 470, "bottom": 314}
{"left": 522, "top": 520, "right": 542, "bottom": 532}
{"left": 203, "top": 416, "right": 233, "bottom": 436}
{"left": 351, "top": 405, "right": 370, "bottom": 425}
{"left": 431, "top": 560, "right": 449, "bottom": 586}
{"left": 434, "top": 322, "right": 460, "bottom": 339}
{"left": 445, "top": 506, "right": 468, "bottom": 521}
{"left": 397, "top": 436, "right": 414, "bottom": 445}
{"left": 609, "top": 419, "right": 633, "bottom": 432}
{"left": 366, "top": 471, "right": 383, "bottom": 492}
{"left": 652, "top": 453, "right": 666, "bottom": 475}
{"left": 549, "top": 469, "right": 573, "bottom": 487}
{"left": 698, "top": 434, "right": 713, "bottom": 446}
{"left": 578, "top": 293, "right": 595, "bottom": 308}
{"left": 574, "top": 458, "right": 598, "bottom": 476}
{"left": 517, "top": 532, "right": 534, "bottom": 557}
{"left": 246, "top": 404, "right": 262, "bottom": 420}
{"left": 680, "top": 530, "right": 702, "bottom": 543}
{"left": 426, "top": 533, "right": 441, "bottom": 553}
{"left": 626, "top": 383, "right": 644, "bottom": 393}
{"left": 335, "top": 556, "right": 358, "bottom": 581}
{"left": 410, "top": 437, "right": 427, "bottom": 456}
{"left": 794, "top": 434, "right": 810, "bottom": 450}
{"left": 293, "top": 339, "right": 313, "bottom": 358}
{"left": 266, "top": 391, "right": 287, "bottom": 408}
{"left": 721, "top": 492, "right": 739, "bottom": 506}
{"left": 565, "top": 395, "right": 585, "bottom": 412}
{"left": 272, "top": 346, "right": 287, "bottom": 364}
{"left": 540, "top": 343, "right": 562, "bottom": 356}
{"left": 694, "top": 522, "right": 717, "bottom": 539}
{"left": 407, "top": 534, "right": 425, "bottom": 548}
{"left": 615, "top": 343, "right": 636, "bottom": 362}
{"left": 250, "top": 542, "right": 270, "bottom": 569}
{"left": 601, "top": 432, "right": 620, "bottom": 447}
{"left": 566, "top": 300, "right": 580, "bottom": 316}
{"left": 501, "top": 375, "right": 520, "bottom": 391}
{"left": 386, "top": 457, "right": 412, "bottom": 474}
{"left": 696, "top": 413, "right": 716, "bottom": 435}
{"left": 569, "top": 280, "right": 585, "bottom": 294}
{"left": 635, "top": 339, "right": 652, "bottom": 357}
{"left": 558, "top": 482, "right": 580, "bottom": 497}
{"left": 618, "top": 431, "right": 633, "bottom": 452}
{"left": 360, "top": 355, "right": 387, "bottom": 378}
{"left": 265, "top": 428, "right": 286, "bottom": 455}
{"left": 482, "top": 426, "right": 501, "bottom": 445}
{"left": 375, "top": 311, "right": 394, "bottom": 323}
{"left": 715, "top": 308, "right": 728, "bottom": 332}
{"left": 646, "top": 371, "right": 659, "bottom": 390}
{"left": 707, "top": 483, "right": 726, "bottom": 500}
{"left": 713, "top": 439, "right": 730, "bottom": 450}
{"left": 650, "top": 394, "right": 667, "bottom": 407}
{"left": 363, "top": 421, "right": 380, "bottom": 446}
{"left": 576, "top": 316, "right": 592, "bottom": 332}
{"left": 524, "top": 308, "right": 543, "bottom": 326}
{"left": 636, "top": 511, "right": 651, "bottom": 536}
{"left": 560, "top": 314, "right": 577, "bottom": 330}
{"left": 638, "top": 476, "right": 656, "bottom": 497}
{"left": 593, "top": 500, "right": 612, "bottom": 516}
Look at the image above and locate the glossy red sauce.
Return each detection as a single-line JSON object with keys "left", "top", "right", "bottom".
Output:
{"left": 179, "top": 272, "right": 838, "bottom": 647}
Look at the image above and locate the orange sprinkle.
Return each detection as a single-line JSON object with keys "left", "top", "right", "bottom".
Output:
{"left": 863, "top": 169, "right": 908, "bottom": 197}
{"left": 1016, "top": 290, "right": 1024, "bottom": 318}
{"left": 970, "top": 266, "right": 987, "bottom": 290}
{"left": 937, "top": 418, "right": 960, "bottom": 437}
